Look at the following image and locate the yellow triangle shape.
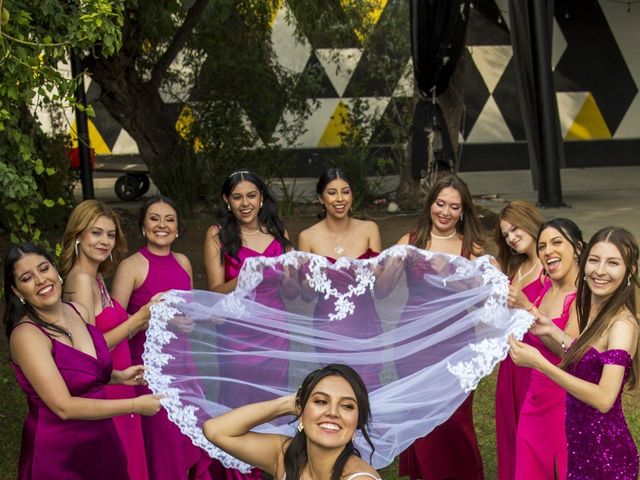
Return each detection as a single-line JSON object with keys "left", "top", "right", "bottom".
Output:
{"left": 68, "top": 119, "right": 111, "bottom": 154}
{"left": 318, "top": 101, "right": 352, "bottom": 147}
{"left": 565, "top": 93, "right": 612, "bottom": 140}
{"left": 340, "top": 0, "right": 388, "bottom": 44}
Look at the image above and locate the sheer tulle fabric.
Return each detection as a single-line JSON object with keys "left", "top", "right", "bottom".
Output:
{"left": 145, "top": 246, "right": 532, "bottom": 472}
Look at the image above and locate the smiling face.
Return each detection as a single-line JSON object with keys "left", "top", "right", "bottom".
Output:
{"left": 300, "top": 375, "right": 359, "bottom": 450}
{"left": 537, "top": 227, "right": 579, "bottom": 281}
{"left": 584, "top": 241, "right": 627, "bottom": 299}
{"left": 11, "top": 253, "right": 61, "bottom": 309}
{"left": 143, "top": 201, "right": 178, "bottom": 248}
{"left": 320, "top": 178, "right": 352, "bottom": 219}
{"left": 225, "top": 180, "right": 262, "bottom": 227}
{"left": 77, "top": 216, "right": 117, "bottom": 264}
{"left": 430, "top": 187, "right": 463, "bottom": 233}
{"left": 500, "top": 219, "right": 535, "bottom": 255}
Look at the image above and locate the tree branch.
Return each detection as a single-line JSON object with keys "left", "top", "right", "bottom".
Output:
{"left": 147, "top": 0, "right": 210, "bottom": 89}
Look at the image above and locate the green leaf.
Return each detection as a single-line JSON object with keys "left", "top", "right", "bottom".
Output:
{"left": 43, "top": 199, "right": 55, "bottom": 207}
{"left": 45, "top": 167, "right": 56, "bottom": 176}
{"left": 35, "top": 159, "right": 44, "bottom": 174}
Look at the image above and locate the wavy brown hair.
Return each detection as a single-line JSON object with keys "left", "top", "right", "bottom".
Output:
{"left": 59, "top": 200, "right": 127, "bottom": 278}
{"left": 560, "top": 227, "right": 640, "bottom": 390}
{"left": 494, "top": 201, "right": 545, "bottom": 278}
{"left": 410, "top": 175, "right": 484, "bottom": 256}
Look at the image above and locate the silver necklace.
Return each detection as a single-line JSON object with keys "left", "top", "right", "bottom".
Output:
{"left": 333, "top": 219, "right": 350, "bottom": 256}
{"left": 517, "top": 260, "right": 540, "bottom": 283}
{"left": 430, "top": 229, "right": 457, "bottom": 240}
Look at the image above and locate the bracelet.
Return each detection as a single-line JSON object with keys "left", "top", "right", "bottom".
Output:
{"left": 560, "top": 332, "right": 570, "bottom": 353}
{"left": 526, "top": 303, "right": 536, "bottom": 312}
{"left": 131, "top": 398, "right": 135, "bottom": 415}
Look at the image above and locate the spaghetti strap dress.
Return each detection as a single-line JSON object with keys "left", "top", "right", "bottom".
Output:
{"left": 126, "top": 246, "right": 212, "bottom": 479}
{"left": 514, "top": 290, "right": 576, "bottom": 480}
{"left": 566, "top": 347, "right": 639, "bottom": 479}
{"left": 13, "top": 313, "right": 129, "bottom": 479}
{"left": 210, "top": 237, "right": 288, "bottom": 480}
{"left": 95, "top": 278, "right": 149, "bottom": 480}
{"left": 314, "top": 249, "right": 383, "bottom": 389}
{"left": 495, "top": 271, "right": 550, "bottom": 480}
{"left": 398, "top": 243, "right": 484, "bottom": 480}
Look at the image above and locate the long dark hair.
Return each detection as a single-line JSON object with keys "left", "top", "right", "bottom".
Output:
{"left": 536, "top": 218, "right": 586, "bottom": 272}
{"left": 494, "top": 201, "right": 545, "bottom": 278}
{"left": 316, "top": 167, "right": 354, "bottom": 219}
{"left": 217, "top": 170, "right": 291, "bottom": 259}
{"left": 283, "top": 364, "right": 375, "bottom": 480}
{"left": 561, "top": 227, "right": 640, "bottom": 390}
{"left": 3, "top": 243, "right": 70, "bottom": 339}
{"left": 411, "top": 175, "right": 484, "bottom": 256}
{"left": 138, "top": 194, "right": 185, "bottom": 237}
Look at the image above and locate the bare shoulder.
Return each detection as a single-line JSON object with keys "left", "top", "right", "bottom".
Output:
{"left": 343, "top": 455, "right": 380, "bottom": 479}
{"left": 10, "top": 321, "right": 51, "bottom": 354}
{"left": 173, "top": 251, "right": 193, "bottom": 272}
{"left": 66, "top": 302, "right": 90, "bottom": 323}
{"left": 610, "top": 309, "right": 639, "bottom": 332}
{"left": 352, "top": 218, "right": 379, "bottom": 233}
{"left": 65, "top": 269, "right": 93, "bottom": 288}
{"left": 471, "top": 242, "right": 485, "bottom": 258}
{"left": 118, "top": 251, "right": 147, "bottom": 271}
{"left": 396, "top": 233, "right": 411, "bottom": 245}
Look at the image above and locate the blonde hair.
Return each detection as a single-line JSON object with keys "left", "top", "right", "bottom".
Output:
{"left": 494, "top": 201, "right": 545, "bottom": 278}
{"left": 59, "top": 200, "right": 127, "bottom": 278}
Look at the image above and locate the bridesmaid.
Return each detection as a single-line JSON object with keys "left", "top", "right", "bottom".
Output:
{"left": 297, "top": 167, "right": 383, "bottom": 387}
{"left": 510, "top": 227, "right": 639, "bottom": 479}
{"left": 4, "top": 243, "right": 161, "bottom": 480}
{"left": 396, "top": 174, "right": 485, "bottom": 480}
{"left": 513, "top": 218, "right": 585, "bottom": 480}
{"left": 59, "top": 199, "right": 151, "bottom": 480}
{"left": 111, "top": 195, "right": 212, "bottom": 480}
{"left": 203, "top": 169, "right": 293, "bottom": 480}
{"left": 494, "top": 201, "right": 546, "bottom": 480}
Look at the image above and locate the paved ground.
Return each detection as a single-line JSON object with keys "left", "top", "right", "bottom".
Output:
{"left": 79, "top": 165, "right": 640, "bottom": 242}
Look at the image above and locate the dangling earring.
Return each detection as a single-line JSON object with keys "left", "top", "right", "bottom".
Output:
{"left": 58, "top": 274, "right": 64, "bottom": 285}
{"left": 259, "top": 201, "right": 263, "bottom": 209}
{"left": 510, "top": 248, "right": 518, "bottom": 255}
{"left": 628, "top": 275, "right": 632, "bottom": 287}
{"left": 74, "top": 239, "right": 80, "bottom": 257}
{"left": 459, "top": 212, "right": 464, "bottom": 223}
{"left": 227, "top": 203, "right": 231, "bottom": 212}
{"left": 109, "top": 253, "right": 113, "bottom": 262}
{"left": 18, "top": 295, "right": 26, "bottom": 305}
{"left": 297, "top": 422, "right": 304, "bottom": 432}
{"left": 142, "top": 230, "right": 146, "bottom": 238}
{"left": 176, "top": 232, "right": 179, "bottom": 238}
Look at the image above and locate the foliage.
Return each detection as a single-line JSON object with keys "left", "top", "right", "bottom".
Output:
{"left": 0, "top": 0, "right": 123, "bottom": 245}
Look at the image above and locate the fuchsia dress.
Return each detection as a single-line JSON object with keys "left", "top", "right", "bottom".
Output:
{"left": 13, "top": 314, "right": 129, "bottom": 479}
{"left": 314, "top": 249, "right": 382, "bottom": 388}
{"left": 126, "top": 247, "right": 212, "bottom": 480}
{"left": 566, "top": 347, "right": 639, "bottom": 479}
{"left": 95, "top": 278, "right": 149, "bottom": 480}
{"left": 495, "top": 272, "right": 549, "bottom": 480}
{"left": 399, "top": 245, "right": 484, "bottom": 480}
{"left": 514, "top": 290, "right": 577, "bottom": 480}
{"left": 211, "top": 237, "right": 288, "bottom": 480}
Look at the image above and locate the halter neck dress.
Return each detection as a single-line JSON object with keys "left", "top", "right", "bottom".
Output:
{"left": 13, "top": 310, "right": 130, "bottom": 479}
{"left": 126, "top": 246, "right": 212, "bottom": 480}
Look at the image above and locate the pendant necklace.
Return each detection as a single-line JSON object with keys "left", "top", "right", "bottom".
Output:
{"left": 517, "top": 259, "right": 540, "bottom": 283}
{"left": 333, "top": 219, "right": 350, "bottom": 256}
{"left": 431, "top": 229, "right": 457, "bottom": 240}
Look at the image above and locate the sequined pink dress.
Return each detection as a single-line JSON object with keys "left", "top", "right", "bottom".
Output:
{"left": 514, "top": 290, "right": 576, "bottom": 480}
{"left": 13, "top": 318, "right": 129, "bottom": 479}
{"left": 126, "top": 246, "right": 212, "bottom": 480}
{"left": 95, "top": 290, "right": 149, "bottom": 480}
{"left": 496, "top": 272, "right": 549, "bottom": 480}
{"left": 566, "top": 348, "right": 639, "bottom": 479}
{"left": 211, "top": 237, "right": 288, "bottom": 480}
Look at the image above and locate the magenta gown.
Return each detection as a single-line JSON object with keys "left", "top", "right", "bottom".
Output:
{"left": 495, "top": 272, "right": 550, "bottom": 480}
{"left": 398, "top": 246, "right": 484, "bottom": 480}
{"left": 211, "top": 237, "right": 289, "bottom": 480}
{"left": 514, "top": 290, "right": 576, "bottom": 480}
{"left": 13, "top": 317, "right": 130, "bottom": 479}
{"left": 313, "top": 249, "right": 382, "bottom": 389}
{"left": 126, "top": 246, "right": 212, "bottom": 480}
{"left": 95, "top": 292, "right": 149, "bottom": 480}
{"left": 566, "top": 348, "right": 639, "bottom": 479}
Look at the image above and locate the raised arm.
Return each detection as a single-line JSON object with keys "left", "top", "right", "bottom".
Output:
{"left": 202, "top": 395, "right": 295, "bottom": 475}
{"left": 204, "top": 225, "right": 238, "bottom": 293}
{"left": 509, "top": 315, "right": 637, "bottom": 413}
{"left": 10, "top": 324, "right": 161, "bottom": 419}
{"left": 374, "top": 233, "right": 409, "bottom": 299}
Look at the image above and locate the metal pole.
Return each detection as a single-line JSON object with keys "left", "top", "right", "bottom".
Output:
{"left": 532, "top": 0, "right": 563, "bottom": 207}
{"left": 70, "top": 49, "right": 95, "bottom": 199}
